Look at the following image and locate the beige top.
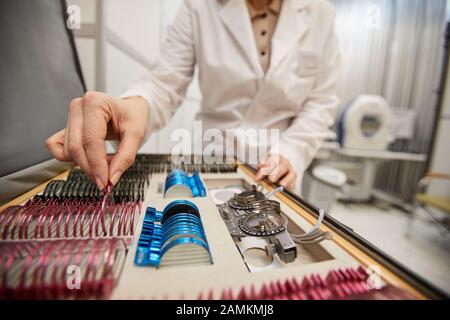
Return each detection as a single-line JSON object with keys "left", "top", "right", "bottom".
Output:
{"left": 246, "top": 0, "right": 283, "bottom": 73}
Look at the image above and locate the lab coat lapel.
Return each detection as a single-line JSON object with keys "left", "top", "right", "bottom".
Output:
{"left": 270, "top": 0, "right": 311, "bottom": 73}
{"left": 219, "top": 0, "right": 262, "bottom": 75}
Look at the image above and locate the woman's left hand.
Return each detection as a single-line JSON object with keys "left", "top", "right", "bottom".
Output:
{"left": 255, "top": 154, "right": 297, "bottom": 191}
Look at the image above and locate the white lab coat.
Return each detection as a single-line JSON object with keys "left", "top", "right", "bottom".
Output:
{"left": 122, "top": 0, "right": 341, "bottom": 192}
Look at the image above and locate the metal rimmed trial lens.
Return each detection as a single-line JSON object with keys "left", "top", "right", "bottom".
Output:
{"left": 134, "top": 200, "right": 212, "bottom": 268}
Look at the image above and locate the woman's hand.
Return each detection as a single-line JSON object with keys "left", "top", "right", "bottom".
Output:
{"left": 256, "top": 154, "right": 297, "bottom": 191}
{"left": 45, "top": 91, "right": 149, "bottom": 190}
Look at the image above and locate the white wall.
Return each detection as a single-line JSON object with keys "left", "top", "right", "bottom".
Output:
{"left": 67, "top": 0, "right": 201, "bottom": 154}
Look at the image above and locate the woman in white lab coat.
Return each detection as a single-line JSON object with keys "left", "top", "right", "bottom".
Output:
{"left": 46, "top": 0, "right": 340, "bottom": 193}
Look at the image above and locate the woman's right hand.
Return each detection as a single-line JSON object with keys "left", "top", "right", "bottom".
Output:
{"left": 45, "top": 91, "right": 149, "bottom": 190}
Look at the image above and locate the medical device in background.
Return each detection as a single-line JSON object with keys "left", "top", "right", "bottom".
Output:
{"left": 306, "top": 95, "right": 426, "bottom": 204}
{"left": 337, "top": 95, "right": 392, "bottom": 151}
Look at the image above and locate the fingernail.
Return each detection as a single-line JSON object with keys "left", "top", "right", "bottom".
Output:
{"left": 110, "top": 171, "right": 122, "bottom": 186}
{"left": 95, "top": 177, "right": 105, "bottom": 190}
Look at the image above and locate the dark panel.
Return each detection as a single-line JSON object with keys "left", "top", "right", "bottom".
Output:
{"left": 0, "top": 0, "right": 85, "bottom": 177}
